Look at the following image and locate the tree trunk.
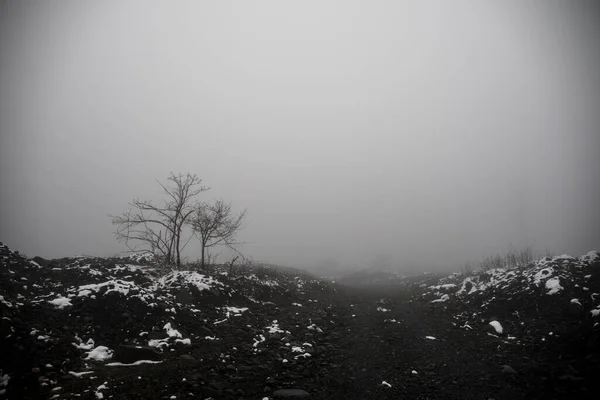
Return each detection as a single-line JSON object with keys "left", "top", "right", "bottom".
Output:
{"left": 175, "top": 230, "right": 181, "bottom": 267}
{"left": 201, "top": 240, "right": 206, "bottom": 270}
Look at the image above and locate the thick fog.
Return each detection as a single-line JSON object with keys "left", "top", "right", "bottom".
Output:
{"left": 1, "top": 1, "right": 599, "bottom": 273}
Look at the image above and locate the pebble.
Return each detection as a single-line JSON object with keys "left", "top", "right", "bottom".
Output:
{"left": 273, "top": 388, "right": 310, "bottom": 399}
{"left": 501, "top": 365, "right": 517, "bottom": 374}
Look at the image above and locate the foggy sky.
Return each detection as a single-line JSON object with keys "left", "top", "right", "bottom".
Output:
{"left": 1, "top": 1, "right": 599, "bottom": 272}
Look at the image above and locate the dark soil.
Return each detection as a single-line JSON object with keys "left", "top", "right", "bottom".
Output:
{"left": 1, "top": 243, "right": 599, "bottom": 399}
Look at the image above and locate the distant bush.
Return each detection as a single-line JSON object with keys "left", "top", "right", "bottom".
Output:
{"left": 474, "top": 244, "right": 554, "bottom": 272}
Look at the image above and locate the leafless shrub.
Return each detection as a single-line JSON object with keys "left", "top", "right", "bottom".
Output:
{"left": 477, "top": 245, "right": 548, "bottom": 271}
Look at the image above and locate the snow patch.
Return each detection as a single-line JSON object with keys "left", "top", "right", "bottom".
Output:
{"left": 48, "top": 296, "right": 72, "bottom": 309}
{"left": 106, "top": 360, "right": 162, "bottom": 367}
{"left": 489, "top": 320, "right": 503, "bottom": 334}
{"left": 85, "top": 346, "right": 113, "bottom": 361}
{"left": 545, "top": 277, "right": 563, "bottom": 295}
{"left": 431, "top": 294, "right": 449, "bottom": 303}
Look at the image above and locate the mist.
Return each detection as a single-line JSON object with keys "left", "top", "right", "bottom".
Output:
{"left": 1, "top": 1, "right": 599, "bottom": 274}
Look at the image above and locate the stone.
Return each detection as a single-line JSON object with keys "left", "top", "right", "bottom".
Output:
{"left": 203, "top": 386, "right": 222, "bottom": 398}
{"left": 32, "top": 256, "right": 50, "bottom": 267}
{"left": 501, "top": 365, "right": 517, "bottom": 374}
{"left": 273, "top": 388, "right": 310, "bottom": 399}
{"left": 175, "top": 288, "right": 194, "bottom": 304}
{"left": 569, "top": 300, "right": 584, "bottom": 316}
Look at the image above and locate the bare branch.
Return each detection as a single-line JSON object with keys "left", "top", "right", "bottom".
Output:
{"left": 188, "top": 199, "right": 247, "bottom": 268}
{"left": 110, "top": 173, "right": 209, "bottom": 267}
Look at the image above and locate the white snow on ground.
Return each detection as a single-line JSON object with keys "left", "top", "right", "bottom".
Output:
{"left": 252, "top": 334, "right": 266, "bottom": 351}
{"left": 164, "top": 322, "right": 182, "bottom": 338}
{"left": 545, "top": 277, "right": 563, "bottom": 295}
{"left": 159, "top": 271, "right": 224, "bottom": 292}
{"left": 293, "top": 352, "right": 311, "bottom": 360}
{"left": 429, "top": 284, "right": 457, "bottom": 290}
{"left": 448, "top": 254, "right": 594, "bottom": 301}
{"left": 48, "top": 296, "right": 72, "bottom": 309}
{"left": 457, "top": 278, "right": 478, "bottom": 295}
{"left": 85, "top": 346, "right": 113, "bottom": 361}
{"left": 580, "top": 251, "right": 599, "bottom": 263}
{"left": 423, "top": 251, "right": 600, "bottom": 346}
{"left": 75, "top": 280, "right": 137, "bottom": 297}
{"left": 533, "top": 268, "right": 554, "bottom": 285}
{"left": 73, "top": 338, "right": 95, "bottom": 350}
{"left": 289, "top": 345, "right": 312, "bottom": 360}
{"left": 0, "top": 295, "right": 14, "bottom": 308}
{"left": 106, "top": 360, "right": 162, "bottom": 367}
{"left": 120, "top": 252, "right": 156, "bottom": 263}
{"left": 489, "top": 320, "right": 503, "bottom": 334}
{"left": 266, "top": 320, "right": 287, "bottom": 334}
{"left": 69, "top": 371, "right": 95, "bottom": 377}
{"left": 222, "top": 306, "right": 248, "bottom": 317}
{"left": 431, "top": 294, "right": 449, "bottom": 303}
{"left": 3, "top": 241, "right": 597, "bottom": 398}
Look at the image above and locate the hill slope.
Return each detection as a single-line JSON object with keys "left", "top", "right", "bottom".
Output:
{"left": 1, "top": 242, "right": 599, "bottom": 399}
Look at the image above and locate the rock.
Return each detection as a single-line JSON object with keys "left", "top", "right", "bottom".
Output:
{"left": 32, "top": 256, "right": 50, "bottom": 267}
{"left": 202, "top": 386, "right": 222, "bottom": 398}
{"left": 501, "top": 365, "right": 517, "bottom": 374}
{"left": 568, "top": 300, "right": 584, "bottom": 315}
{"left": 148, "top": 330, "right": 167, "bottom": 340}
{"left": 199, "top": 326, "right": 215, "bottom": 337}
{"left": 112, "top": 345, "right": 162, "bottom": 363}
{"left": 273, "top": 389, "right": 310, "bottom": 399}
{"left": 175, "top": 288, "right": 194, "bottom": 304}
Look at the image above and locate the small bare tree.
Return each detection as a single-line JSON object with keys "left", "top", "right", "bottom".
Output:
{"left": 110, "top": 173, "right": 208, "bottom": 267}
{"left": 188, "top": 199, "right": 247, "bottom": 269}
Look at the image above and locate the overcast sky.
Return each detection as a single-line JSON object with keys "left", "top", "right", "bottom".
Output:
{"left": 1, "top": 1, "right": 599, "bottom": 272}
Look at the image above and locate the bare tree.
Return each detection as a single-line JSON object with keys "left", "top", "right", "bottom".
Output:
{"left": 110, "top": 173, "right": 208, "bottom": 267}
{"left": 188, "top": 199, "right": 247, "bottom": 269}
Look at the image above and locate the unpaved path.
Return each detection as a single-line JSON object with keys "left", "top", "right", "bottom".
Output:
{"left": 311, "top": 288, "right": 575, "bottom": 400}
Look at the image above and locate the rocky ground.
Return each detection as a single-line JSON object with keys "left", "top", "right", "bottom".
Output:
{"left": 1, "top": 241, "right": 599, "bottom": 399}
